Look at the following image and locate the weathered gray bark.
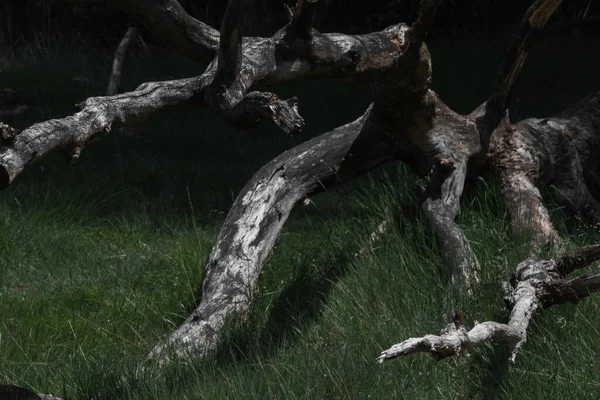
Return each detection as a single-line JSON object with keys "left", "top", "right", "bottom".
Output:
{"left": 0, "top": 76, "right": 208, "bottom": 187}
{"left": 377, "top": 245, "right": 600, "bottom": 364}
{"left": 106, "top": 0, "right": 220, "bottom": 63}
{"left": 1, "top": 0, "right": 599, "bottom": 369}
{"left": 147, "top": 0, "right": 569, "bottom": 362}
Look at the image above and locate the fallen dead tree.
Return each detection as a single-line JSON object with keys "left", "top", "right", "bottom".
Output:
{"left": 0, "top": 0, "right": 598, "bottom": 371}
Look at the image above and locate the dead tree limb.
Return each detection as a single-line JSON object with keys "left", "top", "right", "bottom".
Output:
{"left": 377, "top": 244, "right": 600, "bottom": 364}
{"left": 146, "top": 0, "right": 494, "bottom": 362}
{"left": 0, "top": 76, "right": 208, "bottom": 187}
{"left": 1, "top": 0, "right": 598, "bottom": 368}
{"left": 106, "top": 0, "right": 219, "bottom": 62}
{"left": 106, "top": 26, "right": 139, "bottom": 96}
{"left": 0, "top": 3, "right": 439, "bottom": 187}
{"left": 148, "top": 108, "right": 402, "bottom": 362}
{"left": 0, "top": 13, "right": 421, "bottom": 187}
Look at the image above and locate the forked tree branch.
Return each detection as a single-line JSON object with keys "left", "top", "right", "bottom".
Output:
{"left": 377, "top": 245, "right": 600, "bottom": 364}
{"left": 0, "top": 3, "right": 422, "bottom": 186}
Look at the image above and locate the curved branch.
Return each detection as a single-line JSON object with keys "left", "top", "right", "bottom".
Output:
{"left": 0, "top": 19, "right": 421, "bottom": 188}
{"left": 0, "top": 76, "right": 208, "bottom": 188}
{"left": 148, "top": 105, "right": 401, "bottom": 362}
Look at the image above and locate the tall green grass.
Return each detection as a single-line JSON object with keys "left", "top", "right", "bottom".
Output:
{"left": 0, "top": 31, "right": 599, "bottom": 399}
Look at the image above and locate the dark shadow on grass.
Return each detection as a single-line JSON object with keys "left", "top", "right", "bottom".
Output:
{"left": 212, "top": 244, "right": 353, "bottom": 364}
{"left": 75, "top": 244, "right": 355, "bottom": 399}
{"left": 465, "top": 310, "right": 512, "bottom": 400}
{"left": 468, "top": 347, "right": 511, "bottom": 400}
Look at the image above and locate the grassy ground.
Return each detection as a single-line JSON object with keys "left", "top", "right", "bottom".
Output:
{"left": 1, "top": 31, "right": 600, "bottom": 399}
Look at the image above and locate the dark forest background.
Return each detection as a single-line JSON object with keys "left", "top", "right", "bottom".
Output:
{"left": 1, "top": 0, "right": 599, "bottom": 48}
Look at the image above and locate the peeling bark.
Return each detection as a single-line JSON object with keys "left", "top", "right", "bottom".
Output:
{"left": 377, "top": 245, "right": 600, "bottom": 364}
{"left": 149, "top": 109, "right": 397, "bottom": 362}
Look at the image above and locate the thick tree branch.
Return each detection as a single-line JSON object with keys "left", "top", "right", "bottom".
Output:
{"left": 378, "top": 244, "right": 600, "bottom": 364}
{"left": 422, "top": 158, "right": 480, "bottom": 291}
{"left": 107, "top": 0, "right": 219, "bottom": 62}
{"left": 0, "top": 21, "right": 419, "bottom": 186}
{"left": 148, "top": 106, "right": 401, "bottom": 362}
{"left": 0, "top": 76, "right": 208, "bottom": 188}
